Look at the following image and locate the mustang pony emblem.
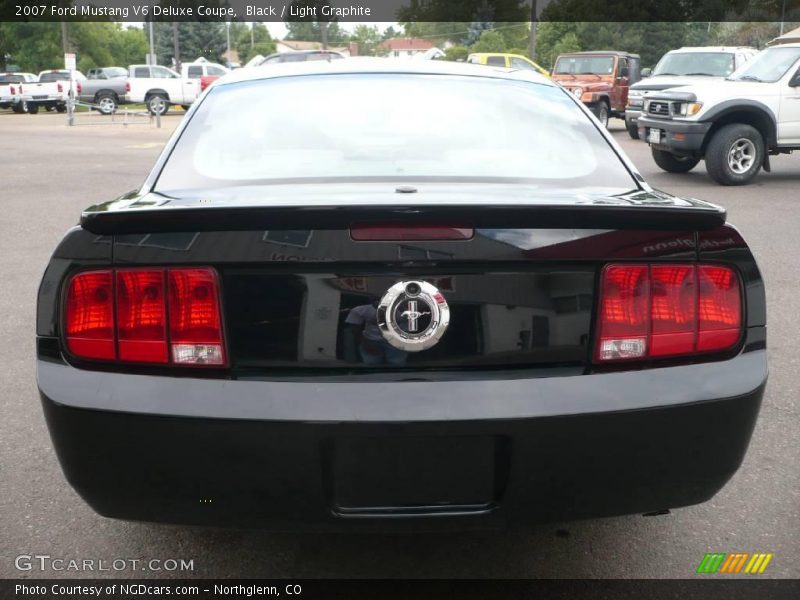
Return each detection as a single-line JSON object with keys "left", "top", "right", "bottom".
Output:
{"left": 377, "top": 281, "right": 450, "bottom": 352}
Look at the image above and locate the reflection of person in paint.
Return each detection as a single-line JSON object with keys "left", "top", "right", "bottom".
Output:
{"left": 345, "top": 302, "right": 408, "bottom": 365}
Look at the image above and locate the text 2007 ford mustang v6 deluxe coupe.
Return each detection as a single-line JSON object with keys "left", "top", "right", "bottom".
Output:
{"left": 37, "top": 60, "right": 767, "bottom": 530}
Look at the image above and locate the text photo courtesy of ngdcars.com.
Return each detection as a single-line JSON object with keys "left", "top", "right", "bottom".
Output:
{"left": 1, "top": 0, "right": 799, "bottom": 597}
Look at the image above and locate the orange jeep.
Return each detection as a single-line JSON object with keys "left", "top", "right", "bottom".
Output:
{"left": 551, "top": 51, "right": 642, "bottom": 128}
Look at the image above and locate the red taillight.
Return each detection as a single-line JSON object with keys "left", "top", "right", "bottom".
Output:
{"left": 116, "top": 270, "right": 167, "bottom": 363}
{"left": 10, "top": 85, "right": 15, "bottom": 95}
{"left": 76, "top": 81, "right": 82, "bottom": 94}
{"left": 125, "top": 80, "right": 130, "bottom": 92}
{"left": 64, "top": 267, "right": 226, "bottom": 367}
{"left": 697, "top": 265, "right": 741, "bottom": 352}
{"left": 595, "top": 263, "right": 741, "bottom": 362}
{"left": 65, "top": 271, "right": 115, "bottom": 361}
{"left": 168, "top": 268, "right": 225, "bottom": 366}
{"left": 57, "top": 82, "right": 63, "bottom": 93}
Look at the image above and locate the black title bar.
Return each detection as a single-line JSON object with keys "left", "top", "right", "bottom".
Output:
{"left": 2, "top": 0, "right": 800, "bottom": 22}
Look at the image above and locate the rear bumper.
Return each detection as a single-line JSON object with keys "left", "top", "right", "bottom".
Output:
{"left": 38, "top": 349, "right": 767, "bottom": 530}
{"left": 637, "top": 116, "right": 712, "bottom": 155}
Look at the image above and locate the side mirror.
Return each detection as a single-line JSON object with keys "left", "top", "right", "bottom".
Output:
{"left": 790, "top": 69, "right": 800, "bottom": 87}
{"left": 641, "top": 68, "right": 652, "bottom": 78}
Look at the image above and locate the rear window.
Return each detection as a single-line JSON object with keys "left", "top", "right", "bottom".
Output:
{"left": 0, "top": 74, "right": 24, "bottom": 83}
{"left": 155, "top": 74, "right": 637, "bottom": 194}
{"left": 38, "top": 71, "right": 69, "bottom": 82}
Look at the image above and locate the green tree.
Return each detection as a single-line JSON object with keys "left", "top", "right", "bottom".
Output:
{"left": 444, "top": 46, "right": 469, "bottom": 61}
{"left": 535, "top": 22, "right": 580, "bottom": 69}
{"left": 349, "top": 24, "right": 382, "bottom": 56}
{"left": 235, "top": 23, "right": 275, "bottom": 64}
{"left": 470, "top": 30, "right": 507, "bottom": 53}
{"left": 155, "top": 22, "right": 227, "bottom": 67}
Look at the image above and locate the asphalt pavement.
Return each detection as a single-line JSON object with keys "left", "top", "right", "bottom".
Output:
{"left": 1, "top": 112, "right": 798, "bottom": 579}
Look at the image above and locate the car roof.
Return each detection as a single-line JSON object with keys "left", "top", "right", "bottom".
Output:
{"left": 557, "top": 51, "right": 640, "bottom": 58}
{"left": 669, "top": 46, "right": 756, "bottom": 53}
{"left": 221, "top": 57, "right": 554, "bottom": 87}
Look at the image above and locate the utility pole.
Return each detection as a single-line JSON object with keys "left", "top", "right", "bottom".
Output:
{"left": 60, "top": 20, "right": 69, "bottom": 53}
{"left": 528, "top": 0, "right": 538, "bottom": 60}
{"left": 172, "top": 22, "right": 181, "bottom": 72}
{"left": 320, "top": 18, "right": 329, "bottom": 50}
{"left": 780, "top": 0, "right": 787, "bottom": 36}
{"left": 251, "top": 22, "right": 255, "bottom": 49}
{"left": 148, "top": 21, "right": 156, "bottom": 65}
{"left": 226, "top": 21, "right": 231, "bottom": 66}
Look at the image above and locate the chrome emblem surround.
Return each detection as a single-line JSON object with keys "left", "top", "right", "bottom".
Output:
{"left": 376, "top": 280, "right": 450, "bottom": 352}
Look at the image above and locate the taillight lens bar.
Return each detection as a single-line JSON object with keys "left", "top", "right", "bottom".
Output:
{"left": 65, "top": 267, "right": 226, "bottom": 367}
{"left": 595, "top": 263, "right": 742, "bottom": 362}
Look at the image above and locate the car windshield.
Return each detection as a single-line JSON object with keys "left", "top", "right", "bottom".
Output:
{"left": 729, "top": 46, "right": 800, "bottom": 82}
{"left": 553, "top": 56, "right": 615, "bottom": 75}
{"left": 155, "top": 74, "right": 638, "bottom": 194}
{"left": 652, "top": 52, "right": 735, "bottom": 77}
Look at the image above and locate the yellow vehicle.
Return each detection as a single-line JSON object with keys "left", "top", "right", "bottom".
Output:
{"left": 466, "top": 53, "right": 550, "bottom": 77}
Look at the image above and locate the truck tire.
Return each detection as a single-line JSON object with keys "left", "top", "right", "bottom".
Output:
{"left": 181, "top": 105, "right": 190, "bottom": 111}
{"left": 55, "top": 104, "right": 67, "bottom": 113}
{"left": 593, "top": 101, "right": 609, "bottom": 128}
{"left": 651, "top": 148, "right": 700, "bottom": 173}
{"left": 705, "top": 123, "right": 764, "bottom": 186}
{"left": 146, "top": 94, "right": 169, "bottom": 116}
{"left": 12, "top": 101, "right": 27, "bottom": 114}
{"left": 96, "top": 93, "right": 118, "bottom": 115}
{"left": 27, "top": 103, "right": 39, "bottom": 114}
{"left": 627, "top": 121, "right": 639, "bottom": 139}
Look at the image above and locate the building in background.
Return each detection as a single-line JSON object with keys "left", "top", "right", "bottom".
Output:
{"left": 377, "top": 38, "right": 435, "bottom": 58}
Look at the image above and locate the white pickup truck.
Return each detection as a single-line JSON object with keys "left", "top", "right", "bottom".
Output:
{"left": 0, "top": 72, "right": 37, "bottom": 113}
{"left": 638, "top": 43, "right": 800, "bottom": 185}
{"left": 125, "top": 62, "right": 228, "bottom": 116}
{"left": 21, "top": 69, "right": 86, "bottom": 114}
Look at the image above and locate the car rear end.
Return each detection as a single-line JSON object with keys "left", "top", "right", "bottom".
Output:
{"left": 36, "top": 63, "right": 767, "bottom": 530}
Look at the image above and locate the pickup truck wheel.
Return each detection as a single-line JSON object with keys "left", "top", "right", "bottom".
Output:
{"left": 96, "top": 94, "right": 117, "bottom": 115}
{"left": 27, "top": 103, "right": 39, "bottom": 114}
{"left": 593, "top": 101, "right": 609, "bottom": 128}
{"left": 651, "top": 148, "right": 700, "bottom": 173}
{"left": 12, "top": 102, "right": 26, "bottom": 114}
{"left": 626, "top": 121, "right": 639, "bottom": 139}
{"left": 181, "top": 105, "right": 190, "bottom": 111}
{"left": 705, "top": 124, "right": 764, "bottom": 186}
{"left": 55, "top": 104, "right": 67, "bottom": 113}
{"left": 147, "top": 95, "right": 169, "bottom": 116}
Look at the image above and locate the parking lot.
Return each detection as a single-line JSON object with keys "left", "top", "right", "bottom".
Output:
{"left": 1, "top": 111, "right": 798, "bottom": 579}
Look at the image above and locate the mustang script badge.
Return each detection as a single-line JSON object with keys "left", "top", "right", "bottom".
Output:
{"left": 377, "top": 281, "right": 450, "bottom": 352}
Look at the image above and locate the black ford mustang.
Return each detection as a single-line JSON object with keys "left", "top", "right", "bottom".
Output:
{"left": 37, "top": 60, "right": 767, "bottom": 530}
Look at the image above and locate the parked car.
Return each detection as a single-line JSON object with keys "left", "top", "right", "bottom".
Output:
{"left": 258, "top": 50, "right": 345, "bottom": 65}
{"left": 0, "top": 72, "right": 37, "bottom": 113}
{"left": 21, "top": 69, "right": 86, "bottom": 114}
{"left": 551, "top": 51, "right": 642, "bottom": 127}
{"left": 638, "top": 43, "right": 800, "bottom": 185}
{"left": 37, "top": 60, "right": 766, "bottom": 530}
{"left": 125, "top": 61, "right": 228, "bottom": 116}
{"left": 625, "top": 47, "right": 757, "bottom": 139}
{"left": 79, "top": 67, "right": 129, "bottom": 115}
{"left": 466, "top": 52, "right": 550, "bottom": 77}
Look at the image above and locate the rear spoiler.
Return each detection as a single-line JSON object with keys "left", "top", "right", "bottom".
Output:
{"left": 81, "top": 203, "right": 726, "bottom": 235}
